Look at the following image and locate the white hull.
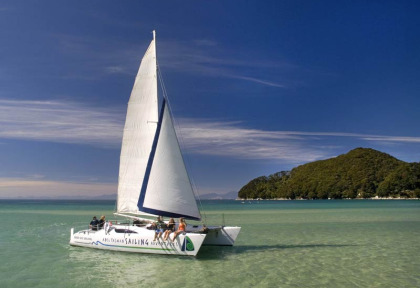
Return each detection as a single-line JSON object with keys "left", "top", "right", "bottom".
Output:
{"left": 70, "top": 224, "right": 206, "bottom": 256}
{"left": 184, "top": 224, "right": 241, "bottom": 246}
{"left": 70, "top": 224, "right": 240, "bottom": 256}
{"left": 203, "top": 226, "right": 241, "bottom": 246}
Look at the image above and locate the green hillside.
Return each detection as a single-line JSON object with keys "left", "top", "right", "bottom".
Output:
{"left": 238, "top": 148, "right": 420, "bottom": 199}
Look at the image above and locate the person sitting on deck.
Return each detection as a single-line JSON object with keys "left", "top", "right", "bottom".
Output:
{"left": 98, "top": 215, "right": 105, "bottom": 230}
{"left": 89, "top": 216, "right": 99, "bottom": 231}
{"left": 163, "top": 218, "right": 175, "bottom": 241}
{"left": 171, "top": 217, "right": 186, "bottom": 242}
{"left": 153, "top": 216, "right": 166, "bottom": 241}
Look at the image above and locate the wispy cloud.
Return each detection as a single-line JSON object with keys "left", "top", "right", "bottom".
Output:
{"left": 52, "top": 33, "right": 144, "bottom": 79}
{"left": 361, "top": 135, "right": 420, "bottom": 143}
{"left": 0, "top": 177, "right": 117, "bottom": 198}
{"left": 157, "top": 39, "right": 289, "bottom": 88}
{"left": 176, "top": 119, "right": 420, "bottom": 163}
{"left": 53, "top": 33, "right": 292, "bottom": 87}
{"left": 0, "top": 99, "right": 418, "bottom": 162}
{"left": 0, "top": 99, "right": 124, "bottom": 147}
{"left": 177, "top": 119, "right": 327, "bottom": 163}
{"left": 230, "top": 75, "right": 286, "bottom": 88}
{"left": 193, "top": 39, "right": 218, "bottom": 47}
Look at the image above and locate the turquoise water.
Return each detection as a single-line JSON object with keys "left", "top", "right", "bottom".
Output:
{"left": 0, "top": 200, "right": 419, "bottom": 287}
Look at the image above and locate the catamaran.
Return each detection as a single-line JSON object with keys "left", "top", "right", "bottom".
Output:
{"left": 69, "top": 31, "right": 241, "bottom": 256}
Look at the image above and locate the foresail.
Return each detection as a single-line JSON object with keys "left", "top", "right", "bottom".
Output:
{"left": 138, "top": 100, "right": 201, "bottom": 220}
{"left": 117, "top": 36, "right": 158, "bottom": 213}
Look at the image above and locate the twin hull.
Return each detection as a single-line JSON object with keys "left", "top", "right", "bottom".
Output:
{"left": 70, "top": 225, "right": 240, "bottom": 256}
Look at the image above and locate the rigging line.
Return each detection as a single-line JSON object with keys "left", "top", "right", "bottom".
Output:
{"left": 156, "top": 61, "right": 207, "bottom": 224}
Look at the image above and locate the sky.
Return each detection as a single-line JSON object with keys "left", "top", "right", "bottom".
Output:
{"left": 0, "top": 0, "right": 419, "bottom": 199}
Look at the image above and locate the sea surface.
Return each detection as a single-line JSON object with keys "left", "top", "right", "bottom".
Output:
{"left": 0, "top": 199, "right": 419, "bottom": 288}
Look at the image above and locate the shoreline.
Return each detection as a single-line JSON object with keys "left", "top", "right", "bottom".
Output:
{"left": 236, "top": 197, "right": 419, "bottom": 201}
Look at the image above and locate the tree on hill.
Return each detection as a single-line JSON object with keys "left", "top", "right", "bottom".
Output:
{"left": 238, "top": 148, "right": 420, "bottom": 199}
{"left": 377, "top": 163, "right": 420, "bottom": 198}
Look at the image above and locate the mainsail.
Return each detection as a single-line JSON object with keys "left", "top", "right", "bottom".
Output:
{"left": 117, "top": 31, "right": 201, "bottom": 220}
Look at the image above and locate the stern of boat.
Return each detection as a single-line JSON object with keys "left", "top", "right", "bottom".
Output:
{"left": 171, "top": 233, "right": 207, "bottom": 256}
{"left": 70, "top": 228, "right": 74, "bottom": 244}
{"left": 203, "top": 226, "right": 241, "bottom": 246}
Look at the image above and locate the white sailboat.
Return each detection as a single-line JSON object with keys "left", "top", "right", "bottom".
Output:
{"left": 69, "top": 31, "right": 241, "bottom": 256}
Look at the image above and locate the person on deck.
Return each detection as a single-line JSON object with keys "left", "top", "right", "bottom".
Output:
{"left": 163, "top": 218, "right": 175, "bottom": 241}
{"left": 89, "top": 216, "right": 99, "bottom": 231}
{"left": 171, "top": 217, "right": 186, "bottom": 242}
{"left": 153, "top": 216, "right": 166, "bottom": 241}
{"left": 98, "top": 215, "right": 106, "bottom": 230}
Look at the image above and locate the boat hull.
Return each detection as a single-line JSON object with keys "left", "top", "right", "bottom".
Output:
{"left": 203, "top": 226, "right": 241, "bottom": 246}
{"left": 175, "top": 224, "right": 241, "bottom": 246}
{"left": 70, "top": 225, "right": 206, "bottom": 256}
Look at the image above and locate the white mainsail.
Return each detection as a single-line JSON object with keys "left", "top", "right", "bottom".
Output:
{"left": 116, "top": 31, "right": 201, "bottom": 220}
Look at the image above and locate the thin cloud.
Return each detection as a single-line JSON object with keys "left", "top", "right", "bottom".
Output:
{"left": 176, "top": 119, "right": 420, "bottom": 163}
{"left": 230, "top": 75, "right": 286, "bottom": 88}
{"left": 54, "top": 33, "right": 290, "bottom": 87}
{"left": 177, "top": 120, "right": 327, "bottom": 163}
{"left": 361, "top": 136, "right": 420, "bottom": 143}
{"left": 0, "top": 99, "right": 418, "bottom": 162}
{"left": 193, "top": 39, "right": 218, "bottom": 47}
{"left": 0, "top": 99, "right": 124, "bottom": 147}
{"left": 158, "top": 39, "right": 289, "bottom": 88}
{"left": 54, "top": 33, "right": 144, "bottom": 79}
{"left": 105, "top": 65, "right": 132, "bottom": 75}
{"left": 0, "top": 177, "right": 117, "bottom": 199}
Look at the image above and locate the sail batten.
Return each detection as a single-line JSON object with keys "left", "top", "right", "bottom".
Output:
{"left": 117, "top": 32, "right": 201, "bottom": 220}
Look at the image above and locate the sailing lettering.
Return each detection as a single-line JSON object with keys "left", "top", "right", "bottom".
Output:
{"left": 124, "top": 238, "right": 149, "bottom": 245}
{"left": 101, "top": 237, "right": 178, "bottom": 247}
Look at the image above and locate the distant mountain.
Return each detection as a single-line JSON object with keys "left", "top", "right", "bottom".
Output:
{"left": 93, "top": 193, "right": 117, "bottom": 200}
{"left": 238, "top": 148, "right": 420, "bottom": 199}
{"left": 199, "top": 191, "right": 238, "bottom": 200}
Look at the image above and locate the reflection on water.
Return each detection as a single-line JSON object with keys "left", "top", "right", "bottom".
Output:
{"left": 198, "top": 243, "right": 360, "bottom": 259}
{"left": 68, "top": 248, "right": 162, "bottom": 286}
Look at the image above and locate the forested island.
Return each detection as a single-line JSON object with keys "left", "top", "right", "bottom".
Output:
{"left": 238, "top": 148, "right": 420, "bottom": 200}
